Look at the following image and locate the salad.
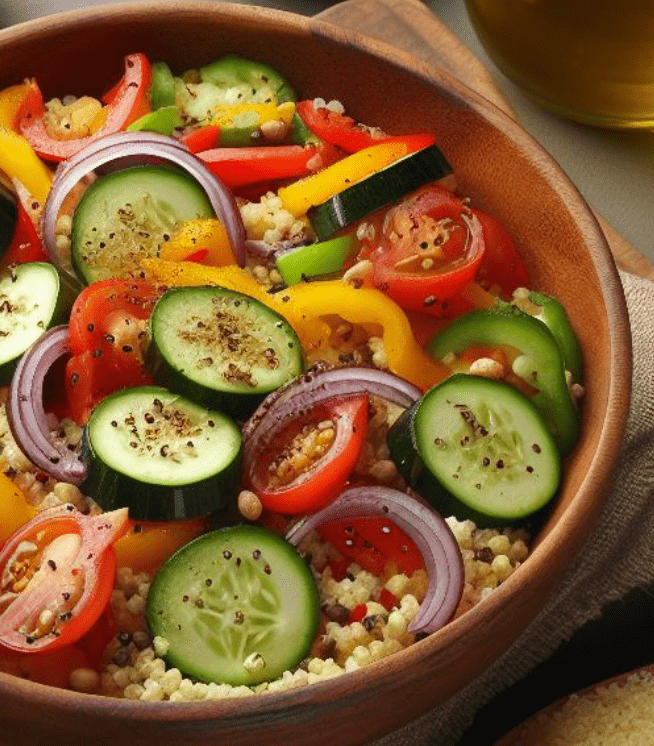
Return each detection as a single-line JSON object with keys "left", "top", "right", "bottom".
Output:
{"left": 0, "top": 52, "right": 584, "bottom": 700}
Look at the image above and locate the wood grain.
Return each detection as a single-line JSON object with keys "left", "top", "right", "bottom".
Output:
{"left": 316, "top": 0, "right": 654, "bottom": 281}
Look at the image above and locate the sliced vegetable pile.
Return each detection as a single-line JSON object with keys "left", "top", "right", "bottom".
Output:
{"left": 0, "top": 52, "right": 584, "bottom": 699}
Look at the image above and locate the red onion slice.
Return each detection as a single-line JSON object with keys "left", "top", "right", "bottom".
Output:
{"left": 42, "top": 133, "right": 246, "bottom": 277}
{"left": 286, "top": 486, "right": 464, "bottom": 634}
{"left": 243, "top": 366, "right": 422, "bottom": 449}
{"left": 7, "top": 326, "right": 86, "bottom": 484}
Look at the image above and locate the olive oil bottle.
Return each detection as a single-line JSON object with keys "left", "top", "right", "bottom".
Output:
{"left": 465, "top": 0, "right": 654, "bottom": 128}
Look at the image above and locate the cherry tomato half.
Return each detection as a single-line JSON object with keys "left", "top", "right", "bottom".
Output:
{"left": 0, "top": 504, "right": 128, "bottom": 654}
{"left": 363, "top": 185, "right": 485, "bottom": 314}
{"left": 246, "top": 394, "right": 369, "bottom": 515}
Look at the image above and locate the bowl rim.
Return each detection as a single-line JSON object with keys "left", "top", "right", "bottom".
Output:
{"left": 0, "top": 0, "right": 632, "bottom": 730}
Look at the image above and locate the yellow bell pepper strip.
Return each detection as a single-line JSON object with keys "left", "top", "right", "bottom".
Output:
{"left": 141, "top": 258, "right": 448, "bottom": 390}
{"left": 160, "top": 218, "right": 235, "bottom": 266}
{"left": 0, "top": 83, "right": 29, "bottom": 132}
{"left": 278, "top": 140, "right": 411, "bottom": 217}
{"left": 0, "top": 125, "right": 53, "bottom": 205}
{"left": 275, "top": 281, "right": 450, "bottom": 390}
{"left": 0, "top": 474, "right": 38, "bottom": 544}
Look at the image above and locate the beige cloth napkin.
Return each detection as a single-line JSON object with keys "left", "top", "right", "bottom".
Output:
{"left": 374, "top": 269, "right": 654, "bottom": 745}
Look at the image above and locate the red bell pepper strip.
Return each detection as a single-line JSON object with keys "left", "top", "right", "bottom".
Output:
{"left": 296, "top": 100, "right": 438, "bottom": 155}
{"left": 198, "top": 144, "right": 331, "bottom": 189}
{"left": 181, "top": 125, "right": 221, "bottom": 154}
{"left": 1, "top": 198, "right": 48, "bottom": 265}
{"left": 17, "top": 53, "right": 152, "bottom": 163}
{"left": 65, "top": 279, "right": 160, "bottom": 424}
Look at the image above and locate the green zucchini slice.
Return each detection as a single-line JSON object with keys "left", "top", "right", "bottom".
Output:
{"left": 308, "top": 144, "right": 452, "bottom": 240}
{"left": 147, "top": 524, "right": 320, "bottom": 686}
{"left": 80, "top": 386, "right": 241, "bottom": 520}
{"left": 388, "top": 374, "right": 561, "bottom": 526}
{"left": 147, "top": 285, "right": 304, "bottom": 417}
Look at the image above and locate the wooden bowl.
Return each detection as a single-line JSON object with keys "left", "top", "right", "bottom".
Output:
{"left": 0, "top": 3, "right": 631, "bottom": 745}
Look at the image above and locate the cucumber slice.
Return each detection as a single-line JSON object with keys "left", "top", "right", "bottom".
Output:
{"left": 200, "top": 55, "right": 296, "bottom": 105}
{"left": 147, "top": 286, "right": 304, "bottom": 417}
{"left": 388, "top": 374, "right": 561, "bottom": 526}
{"left": 0, "top": 262, "right": 71, "bottom": 384}
{"left": 308, "top": 144, "right": 452, "bottom": 240}
{"left": 71, "top": 166, "right": 214, "bottom": 284}
{"left": 147, "top": 524, "right": 320, "bottom": 686}
{"left": 80, "top": 386, "right": 241, "bottom": 520}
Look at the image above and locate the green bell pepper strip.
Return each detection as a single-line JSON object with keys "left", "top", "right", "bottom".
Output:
{"left": 290, "top": 112, "right": 321, "bottom": 146}
{"left": 149, "top": 61, "right": 176, "bottom": 110}
{"left": 274, "top": 233, "right": 357, "bottom": 285}
{"left": 200, "top": 54, "right": 297, "bottom": 104}
{"left": 427, "top": 306, "right": 580, "bottom": 455}
{"left": 525, "top": 291, "right": 583, "bottom": 383}
{"left": 126, "top": 106, "right": 181, "bottom": 136}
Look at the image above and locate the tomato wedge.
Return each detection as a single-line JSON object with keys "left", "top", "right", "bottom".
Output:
{"left": 472, "top": 207, "right": 530, "bottom": 296}
{"left": 0, "top": 504, "right": 128, "bottom": 653}
{"left": 318, "top": 516, "right": 424, "bottom": 579}
{"left": 17, "top": 53, "right": 152, "bottom": 163}
{"left": 65, "top": 279, "right": 160, "bottom": 424}
{"left": 362, "top": 185, "right": 485, "bottom": 314}
{"left": 247, "top": 394, "right": 369, "bottom": 515}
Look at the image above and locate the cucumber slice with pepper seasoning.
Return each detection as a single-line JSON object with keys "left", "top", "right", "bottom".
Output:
{"left": 427, "top": 306, "right": 580, "bottom": 455}
{"left": 147, "top": 286, "right": 304, "bottom": 418}
{"left": 308, "top": 144, "right": 452, "bottom": 241}
{"left": 71, "top": 165, "right": 214, "bottom": 284}
{"left": 0, "top": 262, "right": 73, "bottom": 384}
{"left": 79, "top": 386, "right": 241, "bottom": 521}
{"left": 387, "top": 374, "right": 561, "bottom": 526}
{"left": 147, "top": 524, "right": 320, "bottom": 686}
{"left": 200, "top": 55, "right": 296, "bottom": 105}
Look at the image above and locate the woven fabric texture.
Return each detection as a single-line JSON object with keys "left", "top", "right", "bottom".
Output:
{"left": 375, "top": 270, "right": 654, "bottom": 745}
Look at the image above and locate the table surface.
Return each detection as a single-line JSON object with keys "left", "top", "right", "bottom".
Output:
{"left": 1, "top": 1, "right": 653, "bottom": 742}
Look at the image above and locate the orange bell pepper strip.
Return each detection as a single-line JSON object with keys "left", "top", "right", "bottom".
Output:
{"left": 114, "top": 516, "right": 209, "bottom": 576}
{"left": 141, "top": 258, "right": 448, "bottom": 391}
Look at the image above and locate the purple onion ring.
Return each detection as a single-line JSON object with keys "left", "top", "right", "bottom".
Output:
{"left": 286, "top": 486, "right": 464, "bottom": 634}
{"left": 7, "top": 325, "right": 86, "bottom": 484}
